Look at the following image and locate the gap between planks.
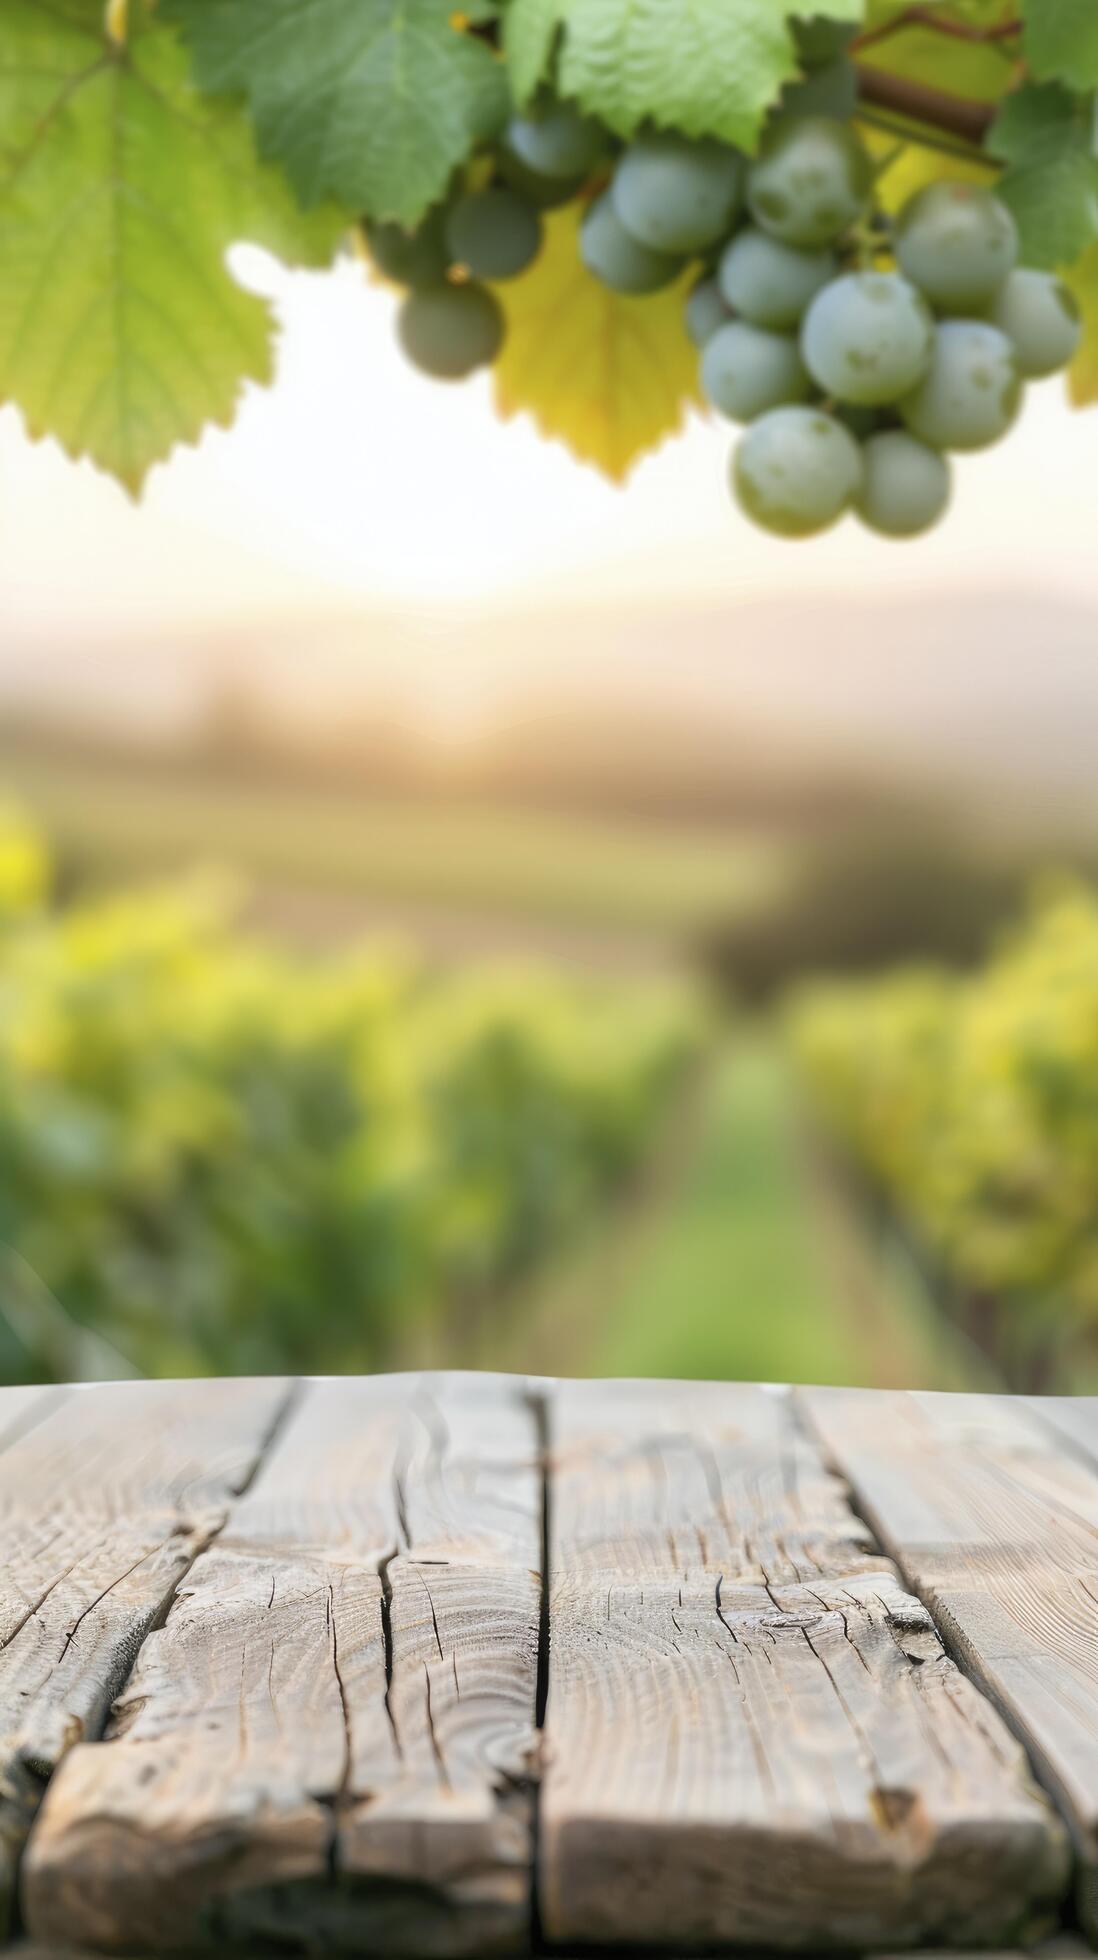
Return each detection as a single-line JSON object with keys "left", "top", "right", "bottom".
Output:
{"left": 22, "top": 1374, "right": 547, "bottom": 1956}
{"left": 537, "top": 1381, "right": 1070, "bottom": 1952}
{"left": 798, "top": 1387, "right": 1098, "bottom": 1947}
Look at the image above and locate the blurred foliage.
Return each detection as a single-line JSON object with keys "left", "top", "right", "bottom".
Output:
{"left": 697, "top": 829, "right": 1027, "bottom": 1004}
{"left": 0, "top": 812, "right": 703, "bottom": 1382}
{"left": 789, "top": 879, "right": 1098, "bottom": 1374}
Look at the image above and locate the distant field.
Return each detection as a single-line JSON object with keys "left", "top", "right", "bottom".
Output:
{"left": 0, "top": 739, "right": 790, "bottom": 956}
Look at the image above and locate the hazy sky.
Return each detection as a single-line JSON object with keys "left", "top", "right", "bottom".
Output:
{"left": 2, "top": 247, "right": 1098, "bottom": 639}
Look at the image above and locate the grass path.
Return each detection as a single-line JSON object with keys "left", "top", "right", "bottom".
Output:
{"left": 484, "top": 1036, "right": 981, "bottom": 1388}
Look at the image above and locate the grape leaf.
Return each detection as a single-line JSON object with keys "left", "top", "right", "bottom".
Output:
{"left": 1065, "top": 242, "right": 1098, "bottom": 404}
{"left": 492, "top": 203, "right": 699, "bottom": 480}
{"left": 992, "top": 84, "right": 1098, "bottom": 269}
{"left": 0, "top": 0, "right": 344, "bottom": 494}
{"left": 504, "top": 0, "right": 865, "bottom": 150}
{"left": 163, "top": 0, "right": 509, "bottom": 225}
{"left": 1022, "top": 1, "right": 1098, "bottom": 92}
{"left": 501, "top": 0, "right": 559, "bottom": 103}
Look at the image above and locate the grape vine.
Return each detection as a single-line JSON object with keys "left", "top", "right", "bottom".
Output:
{"left": 2, "top": 0, "right": 1097, "bottom": 538}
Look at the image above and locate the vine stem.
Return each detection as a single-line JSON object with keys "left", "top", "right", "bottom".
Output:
{"left": 855, "top": 63, "right": 997, "bottom": 146}
{"left": 850, "top": 6, "right": 1022, "bottom": 56}
{"left": 855, "top": 105, "right": 999, "bottom": 169}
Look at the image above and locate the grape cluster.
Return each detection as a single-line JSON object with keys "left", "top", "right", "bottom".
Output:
{"left": 592, "top": 113, "right": 1080, "bottom": 539}
{"left": 365, "top": 42, "right": 1083, "bottom": 544}
{"left": 700, "top": 157, "right": 1079, "bottom": 538}
{"left": 364, "top": 99, "right": 607, "bottom": 380}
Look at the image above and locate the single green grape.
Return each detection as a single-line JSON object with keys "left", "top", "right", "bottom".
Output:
{"left": 801, "top": 271, "right": 934, "bottom": 405}
{"left": 398, "top": 281, "right": 504, "bottom": 380}
{"left": 685, "top": 276, "right": 733, "bottom": 348}
{"left": 365, "top": 208, "right": 450, "bottom": 288}
{"left": 504, "top": 98, "right": 607, "bottom": 180}
{"left": 899, "top": 320, "right": 1022, "bottom": 450}
{"left": 746, "top": 116, "right": 872, "bottom": 248}
{"left": 611, "top": 133, "right": 744, "bottom": 256}
{"left": 702, "top": 320, "right": 811, "bottom": 422}
{"left": 446, "top": 188, "right": 542, "bottom": 282}
{"left": 580, "top": 191, "right": 683, "bottom": 293}
{"left": 718, "top": 227, "right": 837, "bottom": 330}
{"left": 989, "top": 268, "right": 1082, "bottom": 378}
{"left": 855, "top": 430, "right": 951, "bottom": 537}
{"left": 732, "top": 405, "right": 863, "bottom": 537}
{"left": 895, "top": 182, "right": 1018, "bottom": 313}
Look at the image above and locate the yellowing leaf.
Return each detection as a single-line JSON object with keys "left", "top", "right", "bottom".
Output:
{"left": 864, "top": 127, "right": 990, "bottom": 217}
{"left": 1065, "top": 242, "right": 1098, "bottom": 405}
{"left": 492, "top": 204, "right": 700, "bottom": 482}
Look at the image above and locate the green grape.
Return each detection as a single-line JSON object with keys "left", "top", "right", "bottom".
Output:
{"left": 747, "top": 116, "right": 871, "bottom": 248}
{"left": 781, "top": 56, "right": 859, "bottom": 124}
{"left": 365, "top": 207, "right": 450, "bottom": 288}
{"left": 504, "top": 98, "right": 607, "bottom": 180}
{"left": 855, "top": 430, "right": 952, "bottom": 538}
{"left": 496, "top": 147, "right": 586, "bottom": 210}
{"left": 611, "top": 133, "right": 744, "bottom": 256}
{"left": 446, "top": 188, "right": 542, "bottom": 281}
{"left": 580, "top": 191, "right": 684, "bottom": 294}
{"left": 801, "top": 271, "right": 934, "bottom": 405}
{"left": 702, "top": 320, "right": 811, "bottom": 421}
{"left": 895, "top": 182, "right": 1018, "bottom": 313}
{"left": 899, "top": 320, "right": 1022, "bottom": 450}
{"left": 732, "top": 405, "right": 863, "bottom": 537}
{"left": 989, "top": 268, "right": 1082, "bottom": 378}
{"left": 685, "top": 275, "right": 732, "bottom": 348}
{"left": 718, "top": 227, "right": 837, "bottom": 330}
{"left": 398, "top": 281, "right": 504, "bottom": 380}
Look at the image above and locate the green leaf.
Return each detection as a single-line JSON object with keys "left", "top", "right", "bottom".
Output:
{"left": 163, "top": 0, "right": 510, "bottom": 224}
{"left": 1022, "top": 0, "right": 1098, "bottom": 92}
{"left": 501, "top": 0, "right": 559, "bottom": 103}
{"left": 991, "top": 83, "right": 1098, "bottom": 268}
{"left": 0, "top": 0, "right": 344, "bottom": 494}
{"left": 505, "top": 0, "right": 865, "bottom": 149}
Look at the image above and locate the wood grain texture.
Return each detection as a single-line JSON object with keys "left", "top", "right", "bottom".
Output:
{"left": 0, "top": 1377, "right": 289, "bottom": 1932}
{"left": 23, "top": 1374, "right": 541, "bottom": 1956}
{"left": 541, "top": 1381, "right": 1070, "bottom": 1951}
{"left": 801, "top": 1388, "right": 1098, "bottom": 1940}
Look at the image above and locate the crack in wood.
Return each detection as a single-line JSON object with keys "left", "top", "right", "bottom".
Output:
{"left": 375, "top": 1546, "right": 402, "bottom": 1761}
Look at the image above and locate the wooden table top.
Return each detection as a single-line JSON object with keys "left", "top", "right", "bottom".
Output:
{"left": 0, "top": 1375, "right": 1095, "bottom": 1957}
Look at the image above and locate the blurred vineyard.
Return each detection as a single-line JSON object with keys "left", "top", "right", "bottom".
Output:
{"left": 792, "top": 881, "right": 1098, "bottom": 1392}
{"left": 4, "top": 774, "right": 1097, "bottom": 1396}
{"left": 0, "top": 810, "right": 702, "bottom": 1383}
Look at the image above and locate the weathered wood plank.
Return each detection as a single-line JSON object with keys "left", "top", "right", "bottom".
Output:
{"left": 801, "top": 1387, "right": 1098, "bottom": 1940}
{"left": 0, "top": 1376, "right": 289, "bottom": 1930}
{"left": 541, "top": 1381, "right": 1069, "bottom": 1952}
{"left": 1026, "top": 1397, "right": 1098, "bottom": 1470}
{"left": 23, "top": 1373, "right": 541, "bottom": 1956}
